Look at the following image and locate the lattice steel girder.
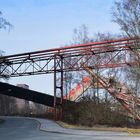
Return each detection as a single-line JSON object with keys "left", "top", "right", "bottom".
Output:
{"left": 0, "top": 37, "right": 140, "bottom": 77}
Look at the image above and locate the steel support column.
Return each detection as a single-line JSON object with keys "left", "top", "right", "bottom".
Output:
{"left": 54, "top": 55, "right": 57, "bottom": 120}
{"left": 60, "top": 55, "right": 63, "bottom": 120}
{"left": 53, "top": 55, "right": 63, "bottom": 120}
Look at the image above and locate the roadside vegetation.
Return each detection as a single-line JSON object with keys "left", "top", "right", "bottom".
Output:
{"left": 62, "top": 96, "right": 129, "bottom": 127}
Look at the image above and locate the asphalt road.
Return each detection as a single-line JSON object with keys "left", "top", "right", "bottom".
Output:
{"left": 0, "top": 117, "right": 139, "bottom": 140}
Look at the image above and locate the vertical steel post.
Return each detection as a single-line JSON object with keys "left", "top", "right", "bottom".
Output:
{"left": 60, "top": 55, "right": 63, "bottom": 120}
{"left": 54, "top": 55, "right": 57, "bottom": 120}
{"left": 53, "top": 55, "right": 63, "bottom": 120}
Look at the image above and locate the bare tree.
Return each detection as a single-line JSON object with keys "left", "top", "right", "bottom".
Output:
{"left": 112, "top": 0, "right": 140, "bottom": 96}
{"left": 63, "top": 25, "right": 92, "bottom": 98}
{"left": 0, "top": 11, "right": 12, "bottom": 79}
{"left": 0, "top": 11, "right": 14, "bottom": 115}
{"left": 112, "top": 0, "right": 140, "bottom": 37}
{"left": 72, "top": 24, "right": 91, "bottom": 44}
{"left": 0, "top": 11, "right": 12, "bottom": 31}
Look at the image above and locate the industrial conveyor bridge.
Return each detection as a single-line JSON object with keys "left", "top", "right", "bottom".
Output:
{"left": 0, "top": 37, "right": 140, "bottom": 119}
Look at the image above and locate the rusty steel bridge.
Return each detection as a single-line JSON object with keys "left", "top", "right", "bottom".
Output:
{"left": 0, "top": 37, "right": 140, "bottom": 118}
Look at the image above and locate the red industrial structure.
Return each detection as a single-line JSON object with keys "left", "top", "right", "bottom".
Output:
{"left": 82, "top": 64, "right": 140, "bottom": 120}
{"left": 0, "top": 37, "right": 140, "bottom": 120}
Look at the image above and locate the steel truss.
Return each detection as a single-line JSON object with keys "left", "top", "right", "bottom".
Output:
{"left": 0, "top": 37, "right": 140, "bottom": 119}
{"left": 0, "top": 37, "right": 140, "bottom": 77}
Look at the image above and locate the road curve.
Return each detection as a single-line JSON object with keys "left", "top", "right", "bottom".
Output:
{"left": 0, "top": 117, "right": 139, "bottom": 140}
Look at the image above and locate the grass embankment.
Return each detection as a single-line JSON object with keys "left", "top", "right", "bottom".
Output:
{"left": 57, "top": 121, "right": 140, "bottom": 135}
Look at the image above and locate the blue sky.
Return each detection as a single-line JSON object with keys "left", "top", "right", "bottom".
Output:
{"left": 0, "top": 0, "right": 120, "bottom": 94}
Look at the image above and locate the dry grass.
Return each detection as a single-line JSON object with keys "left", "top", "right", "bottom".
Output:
{"left": 57, "top": 121, "right": 140, "bottom": 134}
